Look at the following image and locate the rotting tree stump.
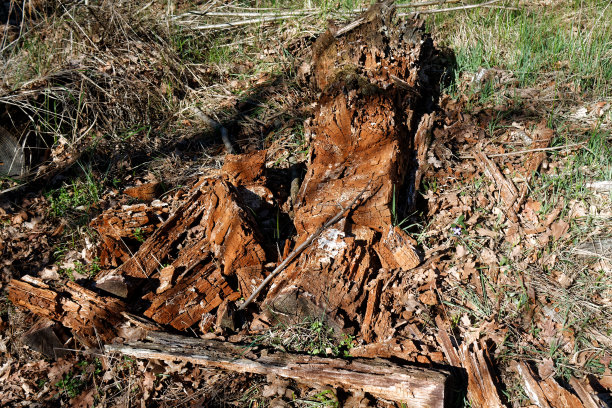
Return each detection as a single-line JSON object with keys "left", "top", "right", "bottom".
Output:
{"left": 8, "top": 0, "right": 439, "bottom": 358}
{"left": 260, "top": 1, "right": 438, "bottom": 341}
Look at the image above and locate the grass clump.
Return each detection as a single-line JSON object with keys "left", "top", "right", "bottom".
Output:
{"left": 253, "top": 317, "right": 355, "bottom": 357}
{"left": 429, "top": 1, "right": 612, "bottom": 98}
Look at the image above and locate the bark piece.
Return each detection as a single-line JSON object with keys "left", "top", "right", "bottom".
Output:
{"left": 90, "top": 202, "right": 168, "bottom": 268}
{"left": 374, "top": 226, "right": 421, "bottom": 270}
{"left": 21, "top": 318, "right": 69, "bottom": 360}
{"left": 106, "top": 332, "right": 449, "bottom": 407}
{"left": 124, "top": 182, "right": 161, "bottom": 201}
{"left": 569, "top": 377, "right": 600, "bottom": 408}
{"left": 539, "top": 377, "right": 584, "bottom": 408}
{"left": 8, "top": 278, "right": 127, "bottom": 347}
{"left": 514, "top": 361, "right": 552, "bottom": 408}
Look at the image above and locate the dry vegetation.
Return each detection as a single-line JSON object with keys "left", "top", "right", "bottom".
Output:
{"left": 0, "top": 0, "right": 610, "bottom": 407}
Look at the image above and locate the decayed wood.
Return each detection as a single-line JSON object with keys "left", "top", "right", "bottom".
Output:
{"left": 437, "top": 329, "right": 504, "bottom": 408}
{"left": 8, "top": 278, "right": 127, "bottom": 347}
{"left": 93, "top": 177, "right": 267, "bottom": 330}
{"left": 296, "top": 4, "right": 435, "bottom": 235}
{"left": 106, "top": 332, "right": 449, "bottom": 407}
{"left": 260, "top": 3, "right": 433, "bottom": 340}
{"left": 90, "top": 202, "right": 168, "bottom": 268}
{"left": 238, "top": 183, "right": 371, "bottom": 311}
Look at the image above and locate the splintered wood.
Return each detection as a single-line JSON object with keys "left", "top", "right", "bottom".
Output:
{"left": 8, "top": 278, "right": 126, "bottom": 347}
{"left": 98, "top": 177, "right": 267, "bottom": 330}
{"left": 106, "top": 332, "right": 449, "bottom": 408}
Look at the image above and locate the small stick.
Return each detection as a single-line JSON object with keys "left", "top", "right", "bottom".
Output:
{"left": 397, "top": 0, "right": 502, "bottom": 16}
{"left": 189, "top": 15, "right": 309, "bottom": 30}
{"left": 460, "top": 142, "right": 586, "bottom": 159}
{"left": 238, "top": 183, "right": 371, "bottom": 311}
{"left": 192, "top": 107, "right": 235, "bottom": 154}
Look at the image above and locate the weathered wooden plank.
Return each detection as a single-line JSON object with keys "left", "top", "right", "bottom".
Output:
{"left": 106, "top": 332, "right": 449, "bottom": 407}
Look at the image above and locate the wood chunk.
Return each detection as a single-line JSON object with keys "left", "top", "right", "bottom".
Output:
{"left": 264, "top": 230, "right": 375, "bottom": 330}
{"left": 106, "top": 332, "right": 449, "bottom": 407}
{"left": 143, "top": 264, "right": 240, "bottom": 331}
{"left": 8, "top": 278, "right": 127, "bottom": 347}
{"left": 437, "top": 328, "right": 503, "bottom": 408}
{"left": 21, "top": 318, "right": 69, "bottom": 359}
{"left": 105, "top": 178, "right": 266, "bottom": 287}
{"left": 361, "top": 279, "right": 382, "bottom": 342}
{"left": 90, "top": 202, "right": 168, "bottom": 268}
{"left": 539, "top": 377, "right": 584, "bottom": 408}
{"left": 222, "top": 150, "right": 267, "bottom": 186}
{"left": 569, "top": 377, "right": 600, "bottom": 408}
{"left": 156, "top": 265, "right": 175, "bottom": 294}
{"left": 94, "top": 178, "right": 267, "bottom": 330}
{"left": 460, "top": 342, "right": 504, "bottom": 408}
{"left": 514, "top": 361, "right": 551, "bottom": 408}
{"left": 124, "top": 182, "right": 161, "bottom": 201}
{"left": 374, "top": 226, "right": 420, "bottom": 271}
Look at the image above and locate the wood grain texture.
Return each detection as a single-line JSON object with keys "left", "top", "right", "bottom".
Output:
{"left": 106, "top": 332, "right": 449, "bottom": 407}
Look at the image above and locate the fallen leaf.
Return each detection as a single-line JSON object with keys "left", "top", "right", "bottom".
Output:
{"left": 537, "top": 358, "right": 555, "bottom": 380}
{"left": 550, "top": 220, "right": 569, "bottom": 241}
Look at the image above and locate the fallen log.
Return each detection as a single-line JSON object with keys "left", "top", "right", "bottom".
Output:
{"left": 105, "top": 332, "right": 449, "bottom": 407}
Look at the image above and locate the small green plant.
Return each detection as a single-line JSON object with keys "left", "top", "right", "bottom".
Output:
{"left": 46, "top": 163, "right": 101, "bottom": 218}
{"left": 59, "top": 258, "right": 101, "bottom": 281}
{"left": 301, "top": 389, "right": 339, "bottom": 408}
{"left": 56, "top": 372, "right": 84, "bottom": 398}
{"left": 133, "top": 227, "right": 146, "bottom": 243}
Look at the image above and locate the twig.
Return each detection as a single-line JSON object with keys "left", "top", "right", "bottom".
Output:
{"left": 173, "top": 10, "right": 317, "bottom": 18}
{"left": 238, "top": 183, "right": 372, "bottom": 311}
{"left": 397, "top": 0, "right": 502, "bottom": 16}
{"left": 460, "top": 142, "right": 587, "bottom": 159}
{"left": 189, "top": 15, "right": 309, "bottom": 30}
{"left": 395, "top": 0, "right": 461, "bottom": 8}
{"left": 334, "top": 17, "right": 365, "bottom": 37}
{"left": 191, "top": 107, "right": 234, "bottom": 154}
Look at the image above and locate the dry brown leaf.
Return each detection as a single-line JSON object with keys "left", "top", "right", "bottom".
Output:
{"left": 71, "top": 388, "right": 95, "bottom": 408}
{"left": 419, "top": 290, "right": 438, "bottom": 306}
{"left": 537, "top": 357, "right": 555, "bottom": 380}
{"left": 551, "top": 220, "right": 570, "bottom": 241}
{"left": 142, "top": 370, "right": 156, "bottom": 400}
{"left": 47, "top": 358, "right": 74, "bottom": 384}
